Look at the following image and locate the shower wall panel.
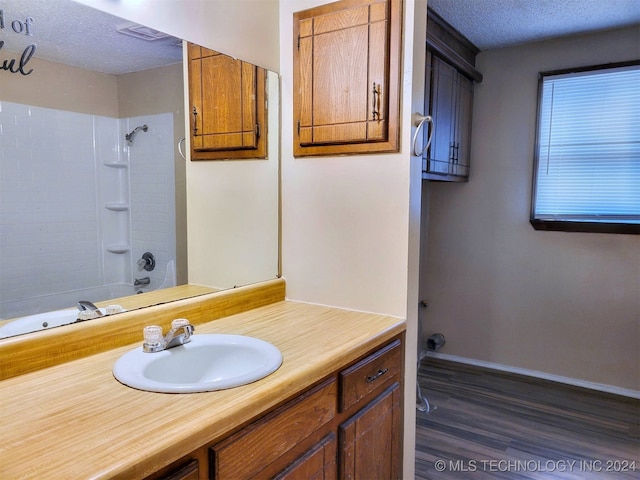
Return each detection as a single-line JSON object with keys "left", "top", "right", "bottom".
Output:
{"left": 0, "top": 102, "right": 176, "bottom": 319}
{"left": 127, "top": 113, "right": 176, "bottom": 292}
{"left": 0, "top": 102, "right": 104, "bottom": 317}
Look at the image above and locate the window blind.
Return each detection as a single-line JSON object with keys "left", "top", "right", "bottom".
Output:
{"left": 532, "top": 63, "right": 640, "bottom": 227}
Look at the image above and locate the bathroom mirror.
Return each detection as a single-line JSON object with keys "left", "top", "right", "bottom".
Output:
{"left": 0, "top": 0, "right": 279, "bottom": 338}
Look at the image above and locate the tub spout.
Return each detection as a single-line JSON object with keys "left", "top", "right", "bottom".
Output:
{"left": 77, "top": 300, "right": 103, "bottom": 316}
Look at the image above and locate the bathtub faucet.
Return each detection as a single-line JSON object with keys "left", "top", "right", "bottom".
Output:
{"left": 77, "top": 300, "right": 103, "bottom": 315}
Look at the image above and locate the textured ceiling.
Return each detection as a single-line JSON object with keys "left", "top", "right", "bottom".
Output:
{"left": 2, "top": 0, "right": 182, "bottom": 75}
{"left": 428, "top": 0, "right": 640, "bottom": 51}
{"left": 3, "top": 1, "right": 639, "bottom": 75}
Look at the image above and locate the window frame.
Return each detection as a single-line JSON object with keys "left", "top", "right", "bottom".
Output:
{"left": 530, "top": 60, "right": 640, "bottom": 235}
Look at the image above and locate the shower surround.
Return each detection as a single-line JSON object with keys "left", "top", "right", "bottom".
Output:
{"left": 0, "top": 101, "right": 176, "bottom": 319}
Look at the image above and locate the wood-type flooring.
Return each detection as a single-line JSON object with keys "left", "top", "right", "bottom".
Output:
{"left": 415, "top": 358, "right": 639, "bottom": 479}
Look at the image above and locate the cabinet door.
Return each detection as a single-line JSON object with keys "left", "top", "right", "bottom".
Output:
{"left": 424, "top": 54, "right": 474, "bottom": 181}
{"left": 293, "top": 0, "right": 402, "bottom": 156}
{"left": 339, "top": 383, "right": 403, "bottom": 480}
{"left": 452, "top": 73, "right": 473, "bottom": 177}
{"left": 427, "top": 55, "right": 457, "bottom": 176}
{"left": 274, "top": 434, "right": 337, "bottom": 480}
{"left": 188, "top": 44, "right": 267, "bottom": 160}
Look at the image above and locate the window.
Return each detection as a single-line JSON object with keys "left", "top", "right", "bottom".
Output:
{"left": 531, "top": 61, "right": 640, "bottom": 234}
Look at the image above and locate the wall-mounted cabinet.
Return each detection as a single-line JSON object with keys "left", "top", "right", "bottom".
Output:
{"left": 423, "top": 8, "right": 482, "bottom": 182}
{"left": 293, "top": 0, "right": 402, "bottom": 157}
{"left": 188, "top": 43, "right": 267, "bottom": 161}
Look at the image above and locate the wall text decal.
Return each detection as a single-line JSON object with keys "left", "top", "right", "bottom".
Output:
{"left": 0, "top": 9, "right": 37, "bottom": 75}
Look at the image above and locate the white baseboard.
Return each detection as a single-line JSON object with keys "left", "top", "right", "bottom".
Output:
{"left": 426, "top": 352, "right": 640, "bottom": 400}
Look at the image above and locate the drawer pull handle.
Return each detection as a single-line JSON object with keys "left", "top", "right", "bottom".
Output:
{"left": 366, "top": 368, "right": 388, "bottom": 383}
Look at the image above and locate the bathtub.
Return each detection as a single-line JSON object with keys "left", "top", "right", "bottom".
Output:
{"left": 0, "top": 308, "right": 105, "bottom": 338}
{"left": 0, "top": 261, "right": 177, "bottom": 338}
{"left": 0, "top": 284, "right": 135, "bottom": 323}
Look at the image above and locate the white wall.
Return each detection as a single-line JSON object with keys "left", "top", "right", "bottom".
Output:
{"left": 423, "top": 26, "right": 640, "bottom": 392}
{"left": 280, "top": 0, "right": 413, "bottom": 318}
{"left": 279, "top": 1, "right": 425, "bottom": 476}
{"left": 186, "top": 70, "right": 280, "bottom": 290}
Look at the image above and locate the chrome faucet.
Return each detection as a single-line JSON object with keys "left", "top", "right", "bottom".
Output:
{"left": 77, "top": 300, "right": 104, "bottom": 319}
{"left": 143, "top": 319, "right": 194, "bottom": 353}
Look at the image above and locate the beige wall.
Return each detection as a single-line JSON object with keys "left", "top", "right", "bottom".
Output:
{"left": 279, "top": 0, "right": 414, "bottom": 318}
{"left": 185, "top": 69, "right": 280, "bottom": 290}
{"left": 423, "top": 26, "right": 640, "bottom": 392}
{"left": 2, "top": 57, "right": 118, "bottom": 116}
{"left": 279, "top": 1, "right": 426, "bottom": 476}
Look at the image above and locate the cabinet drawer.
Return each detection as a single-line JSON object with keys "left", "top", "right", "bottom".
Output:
{"left": 210, "top": 378, "right": 337, "bottom": 479}
{"left": 339, "top": 339, "right": 402, "bottom": 411}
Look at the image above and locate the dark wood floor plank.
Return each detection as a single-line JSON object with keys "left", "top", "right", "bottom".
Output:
{"left": 416, "top": 358, "right": 640, "bottom": 479}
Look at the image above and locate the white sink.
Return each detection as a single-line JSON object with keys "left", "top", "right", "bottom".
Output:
{"left": 113, "top": 334, "right": 282, "bottom": 393}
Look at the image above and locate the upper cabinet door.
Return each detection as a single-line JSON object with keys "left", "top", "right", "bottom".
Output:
{"left": 428, "top": 56, "right": 457, "bottom": 176}
{"left": 422, "top": 8, "right": 482, "bottom": 181}
{"left": 424, "top": 54, "right": 474, "bottom": 180}
{"left": 293, "top": 0, "right": 402, "bottom": 157}
{"left": 188, "top": 44, "right": 267, "bottom": 160}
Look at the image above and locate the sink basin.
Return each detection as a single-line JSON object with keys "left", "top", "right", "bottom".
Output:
{"left": 113, "top": 334, "right": 282, "bottom": 393}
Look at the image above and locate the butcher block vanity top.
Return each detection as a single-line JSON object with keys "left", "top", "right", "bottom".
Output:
{"left": 0, "top": 299, "right": 405, "bottom": 479}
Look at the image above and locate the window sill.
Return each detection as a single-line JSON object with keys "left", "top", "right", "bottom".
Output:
{"left": 530, "top": 219, "right": 640, "bottom": 235}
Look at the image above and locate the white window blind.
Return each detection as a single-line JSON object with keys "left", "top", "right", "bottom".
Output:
{"left": 532, "top": 63, "right": 640, "bottom": 229}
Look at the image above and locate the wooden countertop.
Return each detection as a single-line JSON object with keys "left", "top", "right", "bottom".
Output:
{"left": 0, "top": 301, "right": 405, "bottom": 480}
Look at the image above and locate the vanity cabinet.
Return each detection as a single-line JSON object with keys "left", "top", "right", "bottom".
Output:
{"left": 210, "top": 378, "right": 338, "bottom": 479}
{"left": 422, "top": 8, "right": 482, "bottom": 182}
{"left": 338, "top": 340, "right": 403, "bottom": 479}
{"left": 292, "top": 0, "right": 402, "bottom": 157}
{"left": 187, "top": 43, "right": 267, "bottom": 161}
{"left": 145, "top": 335, "right": 404, "bottom": 480}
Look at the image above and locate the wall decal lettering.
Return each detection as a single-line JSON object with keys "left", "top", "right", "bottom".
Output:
{"left": 0, "top": 9, "right": 37, "bottom": 76}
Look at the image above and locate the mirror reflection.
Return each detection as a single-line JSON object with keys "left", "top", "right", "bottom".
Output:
{"left": 0, "top": 0, "right": 279, "bottom": 338}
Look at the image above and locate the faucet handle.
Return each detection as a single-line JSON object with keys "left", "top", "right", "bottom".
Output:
{"left": 171, "top": 318, "right": 191, "bottom": 329}
{"left": 143, "top": 325, "right": 164, "bottom": 352}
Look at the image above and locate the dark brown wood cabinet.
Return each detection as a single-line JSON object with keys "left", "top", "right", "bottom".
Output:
{"left": 339, "top": 383, "right": 402, "bottom": 479}
{"left": 188, "top": 43, "right": 267, "bottom": 161}
{"left": 422, "top": 8, "right": 481, "bottom": 181}
{"left": 274, "top": 434, "right": 337, "bottom": 480}
{"left": 210, "top": 379, "right": 338, "bottom": 479}
{"left": 293, "top": 0, "right": 402, "bottom": 157}
{"left": 144, "top": 335, "right": 404, "bottom": 480}
{"left": 425, "top": 52, "right": 474, "bottom": 179}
